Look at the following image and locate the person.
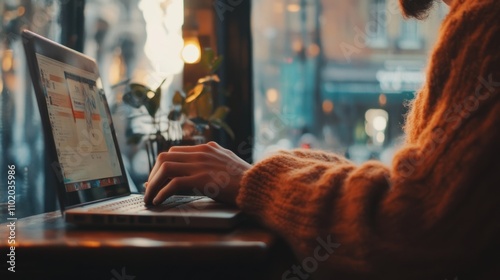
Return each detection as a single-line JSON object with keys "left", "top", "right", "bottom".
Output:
{"left": 145, "top": 0, "right": 500, "bottom": 278}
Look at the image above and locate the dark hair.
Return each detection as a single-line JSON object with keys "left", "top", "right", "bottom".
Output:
{"left": 399, "top": 0, "right": 437, "bottom": 19}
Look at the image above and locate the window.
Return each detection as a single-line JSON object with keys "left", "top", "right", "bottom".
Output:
{"left": 1, "top": 0, "right": 62, "bottom": 218}
{"left": 398, "top": 19, "right": 422, "bottom": 50}
{"left": 367, "top": 0, "right": 389, "bottom": 48}
{"left": 0, "top": 0, "right": 187, "bottom": 217}
{"left": 83, "top": 0, "right": 185, "bottom": 187}
{"left": 252, "top": 0, "right": 447, "bottom": 163}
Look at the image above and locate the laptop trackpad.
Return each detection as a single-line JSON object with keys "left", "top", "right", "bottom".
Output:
{"left": 144, "top": 197, "right": 239, "bottom": 214}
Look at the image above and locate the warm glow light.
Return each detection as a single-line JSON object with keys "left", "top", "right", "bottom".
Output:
{"left": 308, "top": 44, "right": 320, "bottom": 57}
{"left": 147, "top": 91, "right": 156, "bottom": 99}
{"left": 292, "top": 39, "right": 303, "bottom": 52}
{"left": 2, "top": 50, "right": 13, "bottom": 72}
{"left": 379, "top": 93, "right": 387, "bottom": 106}
{"left": 81, "top": 240, "right": 101, "bottom": 248}
{"left": 365, "top": 109, "right": 389, "bottom": 140}
{"left": 181, "top": 38, "right": 201, "bottom": 64}
{"left": 373, "top": 116, "right": 387, "bottom": 131}
{"left": 273, "top": 2, "right": 284, "bottom": 13}
{"left": 287, "top": 4, "right": 301, "bottom": 13}
{"left": 322, "top": 100, "right": 334, "bottom": 114}
{"left": 109, "top": 51, "right": 123, "bottom": 85}
{"left": 376, "top": 132, "right": 385, "bottom": 143}
{"left": 18, "top": 6, "right": 25, "bottom": 16}
{"left": 266, "top": 88, "right": 279, "bottom": 103}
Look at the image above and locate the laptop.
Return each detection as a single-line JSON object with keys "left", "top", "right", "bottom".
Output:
{"left": 22, "top": 30, "right": 241, "bottom": 229}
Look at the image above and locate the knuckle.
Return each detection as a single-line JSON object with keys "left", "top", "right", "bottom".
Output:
{"left": 159, "top": 162, "right": 169, "bottom": 173}
{"left": 207, "top": 141, "right": 218, "bottom": 147}
{"left": 169, "top": 177, "right": 181, "bottom": 186}
{"left": 168, "top": 146, "right": 180, "bottom": 152}
{"left": 200, "top": 162, "right": 212, "bottom": 169}
{"left": 200, "top": 143, "right": 211, "bottom": 151}
{"left": 194, "top": 152, "right": 209, "bottom": 161}
{"left": 157, "top": 152, "right": 169, "bottom": 162}
{"left": 168, "top": 177, "right": 184, "bottom": 192}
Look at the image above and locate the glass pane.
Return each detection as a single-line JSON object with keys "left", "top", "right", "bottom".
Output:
{"left": 252, "top": 0, "right": 448, "bottom": 164}
{"left": 83, "top": 0, "right": 184, "bottom": 187}
{"left": 1, "top": 0, "right": 61, "bottom": 218}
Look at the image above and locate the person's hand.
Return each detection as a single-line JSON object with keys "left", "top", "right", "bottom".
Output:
{"left": 144, "top": 141, "right": 252, "bottom": 206}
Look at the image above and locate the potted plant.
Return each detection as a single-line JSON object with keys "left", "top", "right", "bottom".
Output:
{"left": 122, "top": 48, "right": 234, "bottom": 171}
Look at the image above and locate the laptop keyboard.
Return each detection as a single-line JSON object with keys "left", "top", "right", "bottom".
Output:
{"left": 87, "top": 196, "right": 202, "bottom": 213}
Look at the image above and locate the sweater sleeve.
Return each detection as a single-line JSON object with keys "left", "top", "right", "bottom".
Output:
{"left": 237, "top": 1, "right": 500, "bottom": 279}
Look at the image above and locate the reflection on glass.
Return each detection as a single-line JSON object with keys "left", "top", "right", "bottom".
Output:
{"left": 84, "top": 0, "right": 184, "bottom": 186}
{"left": 1, "top": 0, "right": 61, "bottom": 218}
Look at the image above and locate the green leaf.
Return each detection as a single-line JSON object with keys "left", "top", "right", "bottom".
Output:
{"left": 211, "top": 55, "right": 223, "bottom": 73}
{"left": 123, "top": 83, "right": 152, "bottom": 108}
{"left": 209, "top": 106, "right": 230, "bottom": 121}
{"left": 210, "top": 119, "right": 235, "bottom": 140}
{"left": 195, "top": 89, "right": 213, "bottom": 119}
{"left": 200, "top": 48, "right": 225, "bottom": 73}
{"left": 144, "top": 87, "right": 161, "bottom": 118}
{"left": 130, "top": 83, "right": 152, "bottom": 96}
{"left": 155, "top": 78, "right": 168, "bottom": 92}
{"left": 202, "top": 48, "right": 215, "bottom": 70}
{"left": 198, "top": 74, "right": 220, "bottom": 84}
{"left": 185, "top": 84, "right": 205, "bottom": 103}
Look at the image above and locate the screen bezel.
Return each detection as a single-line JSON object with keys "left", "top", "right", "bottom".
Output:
{"left": 22, "top": 30, "right": 131, "bottom": 211}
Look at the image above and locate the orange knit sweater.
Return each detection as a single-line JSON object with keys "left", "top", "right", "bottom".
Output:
{"left": 237, "top": 0, "right": 500, "bottom": 279}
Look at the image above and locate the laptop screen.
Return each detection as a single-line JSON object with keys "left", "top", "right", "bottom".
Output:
{"left": 36, "top": 53, "right": 124, "bottom": 192}
{"left": 23, "top": 30, "right": 130, "bottom": 209}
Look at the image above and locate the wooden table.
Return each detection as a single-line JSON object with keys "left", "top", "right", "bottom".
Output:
{"left": 1, "top": 211, "right": 292, "bottom": 279}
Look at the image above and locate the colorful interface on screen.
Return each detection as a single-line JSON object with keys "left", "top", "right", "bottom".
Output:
{"left": 36, "top": 53, "right": 123, "bottom": 192}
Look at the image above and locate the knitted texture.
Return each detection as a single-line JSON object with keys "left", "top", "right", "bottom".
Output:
{"left": 237, "top": 0, "right": 500, "bottom": 279}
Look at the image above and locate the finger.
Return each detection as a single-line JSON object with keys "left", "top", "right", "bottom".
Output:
{"left": 145, "top": 160, "right": 212, "bottom": 204}
{"left": 144, "top": 177, "right": 167, "bottom": 205}
{"left": 144, "top": 164, "right": 169, "bottom": 204}
{"left": 168, "top": 144, "right": 209, "bottom": 153}
{"left": 150, "top": 151, "right": 223, "bottom": 181}
{"left": 152, "top": 175, "right": 202, "bottom": 205}
{"left": 148, "top": 151, "right": 203, "bottom": 182}
{"left": 171, "top": 143, "right": 226, "bottom": 156}
{"left": 149, "top": 152, "right": 186, "bottom": 181}
{"left": 206, "top": 141, "right": 221, "bottom": 148}
{"left": 144, "top": 163, "right": 189, "bottom": 204}
{"left": 149, "top": 161, "right": 194, "bottom": 186}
